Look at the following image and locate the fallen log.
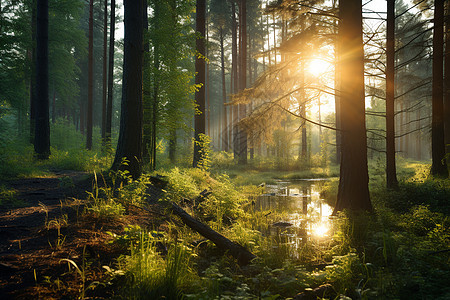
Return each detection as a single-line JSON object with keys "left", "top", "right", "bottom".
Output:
{"left": 144, "top": 180, "right": 256, "bottom": 266}
{"left": 170, "top": 202, "right": 256, "bottom": 266}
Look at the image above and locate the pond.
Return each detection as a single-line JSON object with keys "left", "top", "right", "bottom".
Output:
{"left": 251, "top": 179, "right": 335, "bottom": 254}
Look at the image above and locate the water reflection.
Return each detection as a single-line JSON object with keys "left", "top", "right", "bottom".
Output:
{"left": 253, "top": 179, "right": 333, "bottom": 245}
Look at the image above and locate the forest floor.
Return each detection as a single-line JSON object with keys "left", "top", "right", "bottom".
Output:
{"left": 0, "top": 170, "right": 161, "bottom": 299}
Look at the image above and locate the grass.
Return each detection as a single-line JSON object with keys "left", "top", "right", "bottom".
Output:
{"left": 0, "top": 120, "right": 116, "bottom": 180}
{"left": 1, "top": 137, "right": 449, "bottom": 299}
{"left": 77, "top": 159, "right": 443, "bottom": 299}
{"left": 0, "top": 185, "right": 25, "bottom": 208}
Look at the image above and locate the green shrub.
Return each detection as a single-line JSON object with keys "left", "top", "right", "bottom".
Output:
{"left": 161, "top": 168, "right": 245, "bottom": 224}
{"left": 115, "top": 228, "right": 198, "bottom": 299}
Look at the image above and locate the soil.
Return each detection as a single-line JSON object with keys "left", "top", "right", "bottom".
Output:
{"left": 0, "top": 170, "right": 164, "bottom": 299}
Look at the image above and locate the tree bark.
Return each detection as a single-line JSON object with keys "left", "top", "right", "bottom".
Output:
{"left": 444, "top": 1, "right": 450, "bottom": 160}
{"left": 333, "top": 0, "right": 372, "bottom": 214}
{"left": 112, "top": 0, "right": 144, "bottom": 179}
{"left": 220, "top": 28, "right": 229, "bottom": 152}
{"left": 34, "top": 0, "right": 50, "bottom": 159}
{"left": 386, "top": 0, "right": 398, "bottom": 189}
{"left": 431, "top": 0, "right": 448, "bottom": 177}
{"left": 193, "top": 0, "right": 206, "bottom": 168}
{"left": 170, "top": 202, "right": 256, "bottom": 266}
{"left": 86, "top": 0, "right": 94, "bottom": 150}
{"left": 149, "top": 0, "right": 160, "bottom": 171}
{"left": 102, "top": 0, "right": 108, "bottom": 144}
{"left": 238, "top": 0, "right": 247, "bottom": 165}
{"left": 106, "top": 0, "right": 115, "bottom": 148}
{"left": 30, "top": 0, "right": 37, "bottom": 144}
{"left": 206, "top": 10, "right": 210, "bottom": 139}
{"left": 232, "top": 1, "right": 239, "bottom": 160}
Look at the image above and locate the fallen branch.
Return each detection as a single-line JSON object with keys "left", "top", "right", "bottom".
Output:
{"left": 170, "top": 202, "right": 256, "bottom": 266}
{"left": 144, "top": 179, "right": 257, "bottom": 266}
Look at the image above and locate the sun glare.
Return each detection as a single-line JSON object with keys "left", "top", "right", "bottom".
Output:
{"left": 307, "top": 58, "right": 331, "bottom": 77}
{"left": 313, "top": 223, "right": 329, "bottom": 237}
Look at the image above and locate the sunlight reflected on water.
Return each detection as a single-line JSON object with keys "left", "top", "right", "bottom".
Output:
{"left": 254, "top": 179, "right": 334, "bottom": 244}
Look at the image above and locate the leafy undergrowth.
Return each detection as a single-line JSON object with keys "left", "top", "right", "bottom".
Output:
{"left": 0, "top": 121, "right": 115, "bottom": 181}
{"left": 2, "top": 164, "right": 449, "bottom": 299}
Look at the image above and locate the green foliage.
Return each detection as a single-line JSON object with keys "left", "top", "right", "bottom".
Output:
{"left": 0, "top": 185, "right": 24, "bottom": 208}
{"left": 85, "top": 171, "right": 125, "bottom": 219}
{"left": 143, "top": 0, "right": 197, "bottom": 166}
{"left": 0, "top": 102, "right": 15, "bottom": 170}
{"left": 325, "top": 253, "right": 364, "bottom": 295}
{"left": 114, "top": 227, "right": 198, "bottom": 299}
{"left": 161, "top": 167, "right": 245, "bottom": 225}
{"left": 195, "top": 133, "right": 212, "bottom": 171}
{"left": 0, "top": 0, "right": 86, "bottom": 133}
{"left": 374, "top": 178, "right": 450, "bottom": 215}
{"left": 0, "top": 119, "right": 113, "bottom": 179}
{"left": 400, "top": 205, "right": 446, "bottom": 236}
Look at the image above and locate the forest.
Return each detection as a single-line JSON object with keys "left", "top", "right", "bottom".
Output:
{"left": 0, "top": 0, "right": 449, "bottom": 299}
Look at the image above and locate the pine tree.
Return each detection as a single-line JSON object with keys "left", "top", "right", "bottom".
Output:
{"left": 35, "top": 0, "right": 51, "bottom": 159}
{"left": 112, "top": 0, "right": 144, "bottom": 179}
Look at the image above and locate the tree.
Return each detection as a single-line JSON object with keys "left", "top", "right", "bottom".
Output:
{"left": 193, "top": 0, "right": 206, "bottom": 168}
{"left": 112, "top": 0, "right": 144, "bottom": 179}
{"left": 431, "top": 0, "right": 448, "bottom": 177}
{"left": 238, "top": 0, "right": 248, "bottom": 164}
{"left": 333, "top": 0, "right": 372, "bottom": 213}
{"left": 105, "top": 0, "right": 115, "bottom": 147}
{"left": 101, "top": 0, "right": 108, "bottom": 145}
{"left": 231, "top": 0, "right": 239, "bottom": 160}
{"left": 386, "top": 0, "right": 398, "bottom": 189}
{"left": 143, "top": 0, "right": 196, "bottom": 169}
{"left": 210, "top": 0, "right": 231, "bottom": 152}
{"left": 35, "top": 0, "right": 50, "bottom": 159}
{"left": 86, "top": 0, "right": 94, "bottom": 150}
{"left": 445, "top": 1, "right": 450, "bottom": 157}
{"left": 30, "top": 0, "right": 37, "bottom": 143}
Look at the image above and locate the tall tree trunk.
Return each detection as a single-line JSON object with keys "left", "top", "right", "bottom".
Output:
{"left": 431, "top": 0, "right": 448, "bottom": 177}
{"left": 102, "top": 0, "right": 108, "bottom": 144}
{"left": 142, "top": 0, "right": 151, "bottom": 163}
{"left": 34, "top": 0, "right": 50, "bottom": 159}
{"left": 220, "top": 28, "right": 228, "bottom": 152}
{"left": 238, "top": 0, "right": 247, "bottom": 165}
{"left": 333, "top": 0, "right": 341, "bottom": 165}
{"left": 112, "top": 0, "right": 144, "bottom": 179}
{"left": 272, "top": 13, "right": 276, "bottom": 66}
{"left": 232, "top": 1, "right": 239, "bottom": 160}
{"left": 30, "top": 0, "right": 37, "bottom": 144}
{"left": 206, "top": 9, "right": 210, "bottom": 139}
{"left": 149, "top": 0, "right": 160, "bottom": 170}
{"left": 386, "top": 0, "right": 398, "bottom": 188}
{"left": 86, "top": 0, "right": 94, "bottom": 150}
{"left": 106, "top": 0, "right": 115, "bottom": 148}
{"left": 261, "top": 13, "right": 265, "bottom": 70}
{"left": 333, "top": 0, "right": 372, "bottom": 214}
{"left": 444, "top": 1, "right": 450, "bottom": 159}
{"left": 193, "top": 0, "right": 206, "bottom": 168}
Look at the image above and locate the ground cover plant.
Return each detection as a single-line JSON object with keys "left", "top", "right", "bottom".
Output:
{"left": 1, "top": 154, "right": 448, "bottom": 299}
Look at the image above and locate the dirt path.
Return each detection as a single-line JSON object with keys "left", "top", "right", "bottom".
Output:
{"left": 0, "top": 170, "right": 93, "bottom": 299}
